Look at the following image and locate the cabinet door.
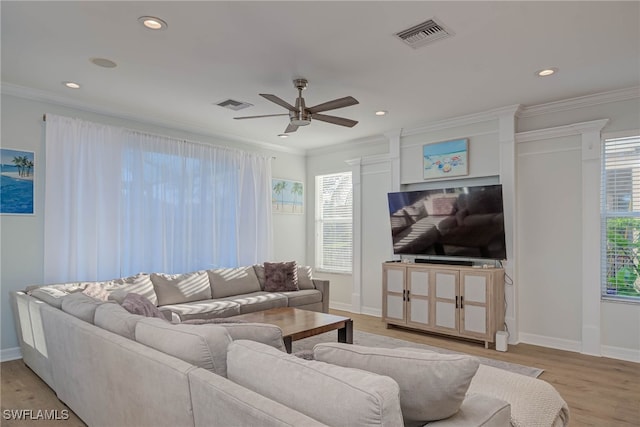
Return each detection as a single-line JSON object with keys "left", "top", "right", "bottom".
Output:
{"left": 407, "top": 268, "right": 431, "bottom": 328}
{"left": 383, "top": 265, "right": 406, "bottom": 323}
{"left": 460, "top": 271, "right": 490, "bottom": 339}
{"left": 433, "top": 270, "right": 459, "bottom": 333}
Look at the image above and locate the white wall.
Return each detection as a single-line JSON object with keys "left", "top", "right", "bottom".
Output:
{"left": 516, "top": 94, "right": 640, "bottom": 361}
{"left": 517, "top": 134, "right": 583, "bottom": 343}
{"left": 306, "top": 88, "right": 640, "bottom": 362}
{"left": 0, "top": 92, "right": 306, "bottom": 356}
{"left": 305, "top": 137, "right": 389, "bottom": 310}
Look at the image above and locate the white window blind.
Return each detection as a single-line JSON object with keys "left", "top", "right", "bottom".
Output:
{"left": 316, "top": 172, "right": 353, "bottom": 273}
{"left": 601, "top": 135, "right": 640, "bottom": 301}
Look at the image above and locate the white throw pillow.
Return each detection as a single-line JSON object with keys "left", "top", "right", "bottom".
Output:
{"left": 313, "top": 343, "right": 479, "bottom": 423}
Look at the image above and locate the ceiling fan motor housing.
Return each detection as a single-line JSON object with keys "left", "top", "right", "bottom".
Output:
{"left": 290, "top": 110, "right": 311, "bottom": 126}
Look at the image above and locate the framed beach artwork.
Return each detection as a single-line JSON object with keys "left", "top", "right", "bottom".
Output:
{"left": 272, "top": 178, "right": 304, "bottom": 214}
{"left": 423, "top": 138, "right": 469, "bottom": 180}
{"left": 1, "top": 148, "right": 35, "bottom": 215}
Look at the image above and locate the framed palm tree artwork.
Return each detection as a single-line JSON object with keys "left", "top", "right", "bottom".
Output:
{"left": 1, "top": 148, "right": 35, "bottom": 215}
{"left": 272, "top": 178, "right": 304, "bottom": 214}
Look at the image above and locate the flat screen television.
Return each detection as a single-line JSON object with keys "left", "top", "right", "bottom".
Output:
{"left": 387, "top": 184, "right": 506, "bottom": 260}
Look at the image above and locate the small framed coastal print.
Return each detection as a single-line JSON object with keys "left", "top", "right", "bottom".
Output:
{"left": 272, "top": 178, "right": 304, "bottom": 214}
{"left": 423, "top": 138, "right": 468, "bottom": 180}
{"left": 1, "top": 148, "right": 35, "bottom": 215}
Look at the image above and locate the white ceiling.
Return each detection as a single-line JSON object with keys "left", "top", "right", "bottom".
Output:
{"left": 2, "top": 1, "right": 639, "bottom": 151}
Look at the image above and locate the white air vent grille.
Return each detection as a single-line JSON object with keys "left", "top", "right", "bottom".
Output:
{"left": 215, "top": 99, "right": 253, "bottom": 111}
{"left": 395, "top": 18, "right": 454, "bottom": 49}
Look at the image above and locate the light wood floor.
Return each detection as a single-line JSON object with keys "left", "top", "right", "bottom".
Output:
{"left": 1, "top": 310, "right": 639, "bottom": 426}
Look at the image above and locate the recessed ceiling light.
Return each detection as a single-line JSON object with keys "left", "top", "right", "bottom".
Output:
{"left": 63, "top": 81, "right": 81, "bottom": 89}
{"left": 90, "top": 57, "right": 117, "bottom": 68}
{"left": 536, "top": 67, "right": 558, "bottom": 77}
{"left": 375, "top": 110, "right": 388, "bottom": 116}
{"left": 138, "top": 16, "right": 168, "bottom": 30}
{"left": 278, "top": 134, "right": 289, "bottom": 138}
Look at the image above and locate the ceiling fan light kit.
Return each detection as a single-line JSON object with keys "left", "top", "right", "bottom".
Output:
{"left": 234, "top": 78, "right": 359, "bottom": 134}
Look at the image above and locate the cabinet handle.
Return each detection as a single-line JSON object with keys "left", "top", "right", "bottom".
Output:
{"left": 455, "top": 296, "right": 459, "bottom": 309}
{"left": 406, "top": 290, "right": 410, "bottom": 302}
{"left": 402, "top": 289, "right": 406, "bottom": 301}
{"left": 460, "top": 296, "right": 464, "bottom": 308}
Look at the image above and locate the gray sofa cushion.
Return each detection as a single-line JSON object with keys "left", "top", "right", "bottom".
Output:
{"left": 135, "top": 318, "right": 232, "bottom": 377}
{"left": 94, "top": 302, "right": 144, "bottom": 340}
{"left": 61, "top": 293, "right": 106, "bottom": 324}
{"left": 208, "top": 267, "right": 262, "bottom": 298}
{"left": 188, "top": 368, "right": 327, "bottom": 427}
{"left": 227, "top": 340, "right": 404, "bottom": 427}
{"left": 276, "top": 289, "right": 322, "bottom": 307}
{"left": 159, "top": 299, "right": 241, "bottom": 321}
{"left": 218, "top": 323, "right": 286, "bottom": 352}
{"left": 314, "top": 343, "right": 479, "bottom": 423}
{"left": 151, "top": 271, "right": 212, "bottom": 306}
{"left": 29, "top": 286, "right": 76, "bottom": 309}
{"left": 423, "top": 393, "right": 511, "bottom": 427}
{"left": 218, "top": 291, "right": 288, "bottom": 314}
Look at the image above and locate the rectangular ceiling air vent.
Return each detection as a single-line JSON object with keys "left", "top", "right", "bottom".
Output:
{"left": 395, "top": 18, "right": 454, "bottom": 49}
{"left": 215, "top": 99, "right": 253, "bottom": 111}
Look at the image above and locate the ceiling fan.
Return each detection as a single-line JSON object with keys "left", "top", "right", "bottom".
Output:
{"left": 234, "top": 78, "right": 359, "bottom": 134}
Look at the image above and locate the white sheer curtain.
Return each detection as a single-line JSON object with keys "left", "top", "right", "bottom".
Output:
{"left": 44, "top": 114, "right": 272, "bottom": 283}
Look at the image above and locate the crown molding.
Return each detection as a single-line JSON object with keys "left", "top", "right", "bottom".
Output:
{"left": 519, "top": 86, "right": 640, "bottom": 118}
{"left": 401, "top": 104, "right": 522, "bottom": 137}
{"left": 306, "top": 133, "right": 388, "bottom": 157}
{"left": 1, "top": 82, "right": 305, "bottom": 155}
{"left": 515, "top": 118, "right": 610, "bottom": 143}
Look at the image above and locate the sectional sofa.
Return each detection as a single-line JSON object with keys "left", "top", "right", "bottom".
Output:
{"left": 25, "top": 264, "right": 329, "bottom": 321}
{"left": 10, "top": 264, "right": 569, "bottom": 427}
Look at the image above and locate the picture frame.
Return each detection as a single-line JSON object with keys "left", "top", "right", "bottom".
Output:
{"left": 1, "top": 148, "right": 35, "bottom": 215}
{"left": 272, "top": 178, "right": 304, "bottom": 214}
{"left": 423, "top": 138, "right": 469, "bottom": 180}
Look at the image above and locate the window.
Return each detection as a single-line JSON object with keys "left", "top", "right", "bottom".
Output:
{"left": 43, "top": 114, "right": 272, "bottom": 282}
{"left": 315, "top": 172, "right": 353, "bottom": 273}
{"left": 601, "top": 135, "right": 640, "bottom": 301}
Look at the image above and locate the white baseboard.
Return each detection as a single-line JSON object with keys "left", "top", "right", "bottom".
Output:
{"left": 1, "top": 347, "right": 22, "bottom": 362}
{"left": 328, "top": 302, "right": 382, "bottom": 318}
{"left": 602, "top": 345, "right": 640, "bottom": 363}
{"left": 518, "top": 332, "right": 582, "bottom": 353}
{"left": 329, "top": 301, "right": 353, "bottom": 312}
{"left": 361, "top": 306, "right": 382, "bottom": 318}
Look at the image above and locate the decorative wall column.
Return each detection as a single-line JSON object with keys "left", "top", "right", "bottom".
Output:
{"left": 346, "top": 157, "right": 362, "bottom": 313}
{"left": 575, "top": 119, "right": 610, "bottom": 356}
{"left": 384, "top": 129, "right": 402, "bottom": 193}
{"left": 498, "top": 105, "right": 522, "bottom": 343}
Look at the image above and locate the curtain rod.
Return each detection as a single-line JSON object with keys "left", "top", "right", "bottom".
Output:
{"left": 41, "top": 114, "right": 277, "bottom": 159}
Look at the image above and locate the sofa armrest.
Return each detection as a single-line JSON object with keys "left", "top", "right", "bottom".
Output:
{"left": 312, "top": 279, "right": 330, "bottom": 313}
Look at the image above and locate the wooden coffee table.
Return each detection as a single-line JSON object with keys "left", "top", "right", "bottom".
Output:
{"left": 229, "top": 307, "right": 353, "bottom": 353}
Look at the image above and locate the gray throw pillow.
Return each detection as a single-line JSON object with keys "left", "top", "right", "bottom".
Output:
{"left": 313, "top": 343, "right": 479, "bottom": 423}
{"left": 263, "top": 261, "right": 298, "bottom": 292}
{"left": 121, "top": 293, "right": 167, "bottom": 320}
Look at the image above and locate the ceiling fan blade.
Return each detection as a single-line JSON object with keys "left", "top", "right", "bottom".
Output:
{"left": 260, "top": 94, "right": 296, "bottom": 111}
{"left": 284, "top": 123, "right": 299, "bottom": 133}
{"left": 233, "top": 114, "right": 289, "bottom": 120}
{"left": 307, "top": 96, "right": 359, "bottom": 114}
{"left": 312, "top": 113, "right": 358, "bottom": 128}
